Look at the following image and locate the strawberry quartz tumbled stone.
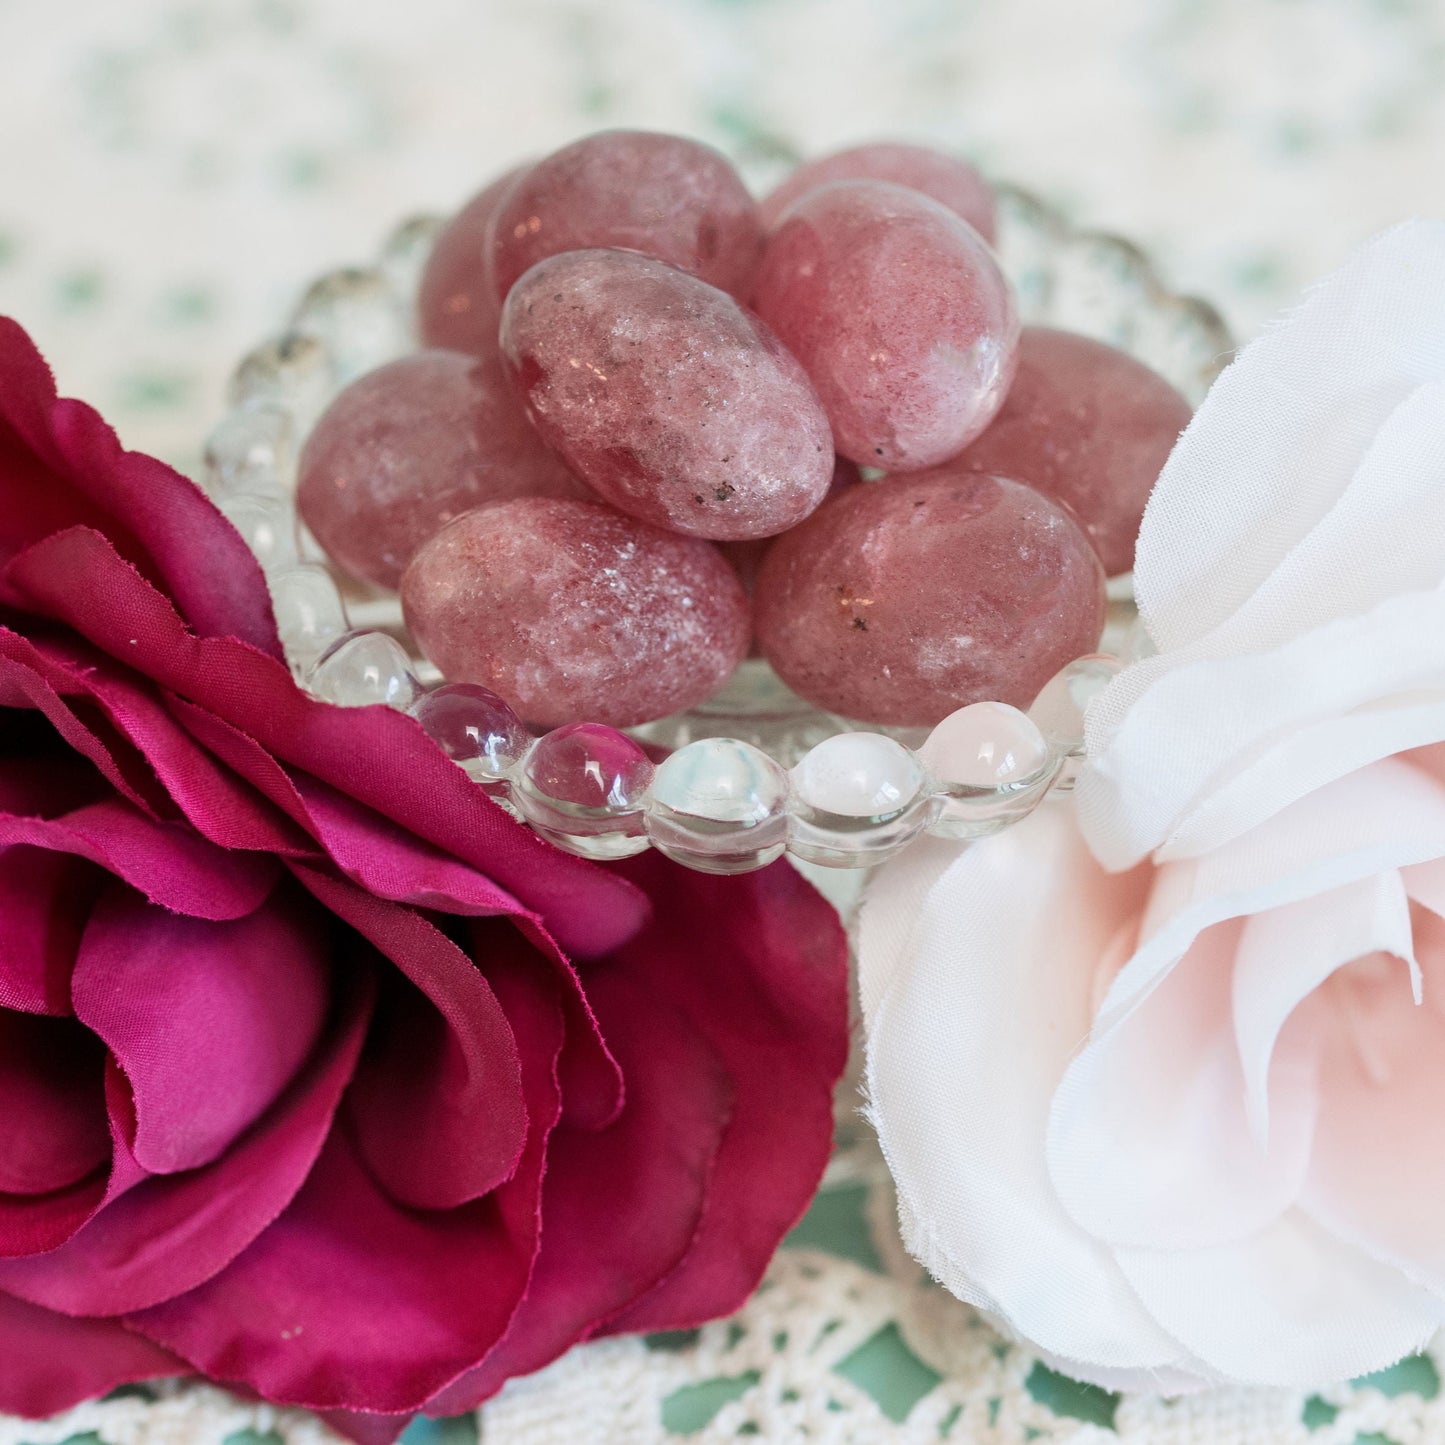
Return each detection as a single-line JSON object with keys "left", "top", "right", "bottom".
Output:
{"left": 755, "top": 472, "right": 1105, "bottom": 727}
{"left": 417, "top": 165, "right": 526, "bottom": 356}
{"left": 499, "top": 248, "right": 835, "bottom": 541}
{"left": 401, "top": 497, "right": 750, "bottom": 728}
{"left": 490, "top": 130, "right": 764, "bottom": 303}
{"left": 297, "top": 349, "right": 585, "bottom": 590}
{"left": 760, "top": 141, "right": 996, "bottom": 241}
{"left": 947, "top": 326, "right": 1194, "bottom": 575}
{"left": 752, "top": 179, "right": 1019, "bottom": 472}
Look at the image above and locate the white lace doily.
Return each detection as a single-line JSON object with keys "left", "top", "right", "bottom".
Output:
{"left": 6, "top": 1054, "right": 1443, "bottom": 1445}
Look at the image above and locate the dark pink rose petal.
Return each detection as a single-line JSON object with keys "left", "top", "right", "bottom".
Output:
{"left": 128, "top": 941, "right": 565, "bottom": 1413}
{"left": 0, "top": 1289, "right": 181, "bottom": 1417}
{"left": 481, "top": 915, "right": 623, "bottom": 1132}
{"left": 0, "top": 961, "right": 374, "bottom": 1314}
{"left": 21, "top": 635, "right": 312, "bottom": 857}
{"left": 0, "top": 799, "right": 278, "bottom": 922}
{"left": 0, "top": 847, "right": 100, "bottom": 1015}
{"left": 426, "top": 965, "right": 731, "bottom": 1411}
{"left": 603, "top": 854, "right": 848, "bottom": 1332}
{"left": 5, "top": 527, "right": 650, "bottom": 959}
{"left": 0, "top": 1011, "right": 108, "bottom": 1194}
{"left": 0, "top": 317, "right": 280, "bottom": 655}
{"left": 0, "top": 727, "right": 110, "bottom": 817}
{"left": 72, "top": 881, "right": 331, "bottom": 1175}
{"left": 293, "top": 863, "right": 525, "bottom": 1211}
{"left": 0, "top": 638, "right": 172, "bottom": 819}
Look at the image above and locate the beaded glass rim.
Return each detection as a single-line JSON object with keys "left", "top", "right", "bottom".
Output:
{"left": 205, "top": 179, "right": 1234, "bottom": 874}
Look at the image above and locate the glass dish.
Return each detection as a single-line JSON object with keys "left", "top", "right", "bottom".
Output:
{"left": 206, "top": 180, "right": 1233, "bottom": 872}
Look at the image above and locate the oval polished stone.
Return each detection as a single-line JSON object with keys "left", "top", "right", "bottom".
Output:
{"left": 401, "top": 497, "right": 750, "bottom": 728}
{"left": 755, "top": 472, "right": 1106, "bottom": 727}
{"left": 417, "top": 165, "right": 527, "bottom": 356}
{"left": 500, "top": 248, "right": 834, "bottom": 541}
{"left": 752, "top": 180, "right": 1019, "bottom": 472}
{"left": 490, "top": 130, "right": 763, "bottom": 303}
{"left": 760, "top": 141, "right": 996, "bottom": 241}
{"left": 948, "top": 327, "right": 1194, "bottom": 575}
{"left": 297, "top": 349, "right": 585, "bottom": 590}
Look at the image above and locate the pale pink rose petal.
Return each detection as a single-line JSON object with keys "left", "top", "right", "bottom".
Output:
{"left": 1098, "top": 758, "right": 1445, "bottom": 1033}
{"left": 1131, "top": 220, "right": 1445, "bottom": 655}
{"left": 1113, "top": 1211, "right": 1442, "bottom": 1385}
{"left": 1080, "top": 582, "right": 1445, "bottom": 870}
{"left": 1300, "top": 907, "right": 1445, "bottom": 1296}
{"left": 860, "top": 805, "right": 1193, "bottom": 1374}
{"left": 1234, "top": 871, "right": 1417, "bottom": 1142}
{"left": 1047, "top": 915, "right": 1316, "bottom": 1253}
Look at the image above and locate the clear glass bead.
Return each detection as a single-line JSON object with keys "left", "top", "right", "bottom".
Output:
{"left": 411, "top": 683, "right": 529, "bottom": 793}
{"left": 307, "top": 631, "right": 421, "bottom": 710}
{"left": 513, "top": 723, "right": 654, "bottom": 860}
{"left": 378, "top": 214, "right": 445, "bottom": 312}
{"left": 229, "top": 332, "right": 336, "bottom": 430}
{"left": 788, "top": 732, "right": 934, "bottom": 867}
{"left": 1028, "top": 654, "right": 1124, "bottom": 793}
{"left": 645, "top": 738, "right": 789, "bottom": 874}
{"left": 290, "top": 267, "right": 410, "bottom": 384}
{"left": 203, "top": 401, "right": 294, "bottom": 499}
{"left": 268, "top": 564, "right": 349, "bottom": 674}
{"left": 920, "top": 701, "right": 1059, "bottom": 838}
{"left": 219, "top": 493, "right": 300, "bottom": 572}
{"left": 989, "top": 182, "right": 1062, "bottom": 324}
{"left": 1048, "top": 231, "right": 1156, "bottom": 350}
{"left": 1130, "top": 291, "right": 1234, "bottom": 405}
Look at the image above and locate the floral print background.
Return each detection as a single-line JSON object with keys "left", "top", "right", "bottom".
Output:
{"left": 1, "top": 0, "right": 1443, "bottom": 473}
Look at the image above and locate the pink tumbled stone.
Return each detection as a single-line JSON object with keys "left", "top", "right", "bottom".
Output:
{"left": 760, "top": 141, "right": 996, "bottom": 241}
{"left": 947, "top": 327, "right": 1194, "bottom": 576}
{"left": 417, "top": 165, "right": 527, "bottom": 356}
{"left": 401, "top": 497, "right": 750, "bottom": 728}
{"left": 752, "top": 180, "right": 1019, "bottom": 472}
{"left": 297, "top": 350, "right": 586, "bottom": 590}
{"left": 490, "top": 130, "right": 763, "bottom": 304}
{"left": 718, "top": 455, "right": 863, "bottom": 596}
{"left": 754, "top": 472, "right": 1105, "bottom": 727}
{"left": 500, "top": 248, "right": 834, "bottom": 541}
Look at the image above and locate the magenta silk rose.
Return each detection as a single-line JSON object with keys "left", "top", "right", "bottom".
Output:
{"left": 0, "top": 318, "right": 848, "bottom": 1437}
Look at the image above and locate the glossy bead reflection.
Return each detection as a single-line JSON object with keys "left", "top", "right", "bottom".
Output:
{"left": 229, "top": 332, "right": 336, "bottom": 429}
{"left": 411, "top": 683, "right": 529, "bottom": 792}
{"left": 268, "top": 563, "right": 349, "bottom": 673}
{"left": 1028, "top": 653, "right": 1123, "bottom": 792}
{"left": 290, "top": 267, "right": 410, "bottom": 383}
{"left": 514, "top": 723, "right": 655, "bottom": 859}
{"left": 203, "top": 401, "right": 294, "bottom": 499}
{"left": 921, "top": 701, "right": 1058, "bottom": 838}
{"left": 646, "top": 738, "right": 789, "bottom": 873}
{"left": 789, "top": 732, "right": 933, "bottom": 867}
{"left": 219, "top": 493, "right": 299, "bottom": 572}
{"left": 308, "top": 631, "right": 421, "bottom": 710}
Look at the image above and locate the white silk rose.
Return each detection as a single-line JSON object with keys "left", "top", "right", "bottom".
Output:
{"left": 859, "top": 221, "right": 1445, "bottom": 1390}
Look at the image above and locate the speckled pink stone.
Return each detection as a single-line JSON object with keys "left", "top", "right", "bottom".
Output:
{"left": 500, "top": 248, "right": 835, "bottom": 541}
{"left": 401, "top": 497, "right": 750, "bottom": 728}
{"left": 760, "top": 142, "right": 996, "bottom": 241}
{"left": 752, "top": 180, "right": 1019, "bottom": 472}
{"left": 490, "top": 131, "right": 763, "bottom": 304}
{"left": 718, "top": 455, "right": 863, "bottom": 596}
{"left": 948, "top": 327, "right": 1194, "bottom": 575}
{"left": 416, "top": 166, "right": 527, "bottom": 356}
{"left": 297, "top": 349, "right": 585, "bottom": 590}
{"left": 754, "top": 472, "right": 1105, "bottom": 727}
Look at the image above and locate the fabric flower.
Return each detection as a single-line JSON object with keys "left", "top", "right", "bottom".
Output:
{"left": 0, "top": 317, "right": 848, "bottom": 1436}
{"left": 860, "top": 221, "right": 1445, "bottom": 1390}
